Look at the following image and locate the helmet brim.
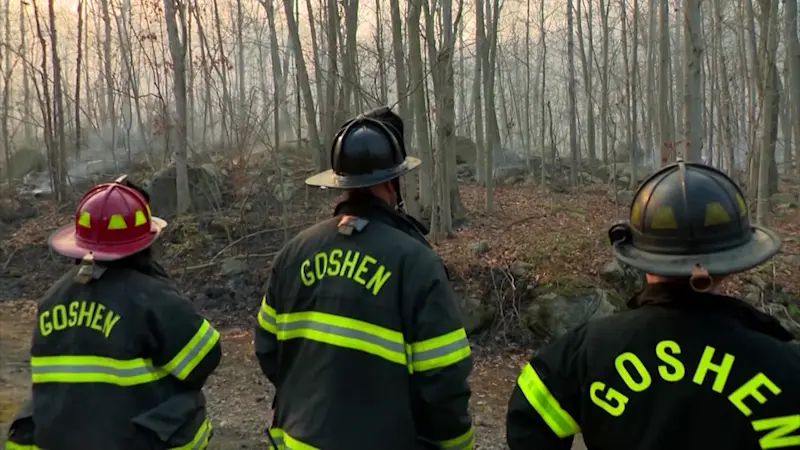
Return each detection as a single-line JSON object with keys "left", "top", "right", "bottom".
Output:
{"left": 305, "top": 156, "right": 421, "bottom": 189}
{"left": 48, "top": 217, "right": 168, "bottom": 261}
{"left": 612, "top": 225, "right": 783, "bottom": 276}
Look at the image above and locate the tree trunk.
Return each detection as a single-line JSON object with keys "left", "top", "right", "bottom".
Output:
{"left": 47, "top": 0, "right": 67, "bottom": 197}
{"left": 787, "top": 0, "right": 800, "bottom": 175}
{"left": 657, "top": 0, "right": 673, "bottom": 164}
{"left": 682, "top": 0, "right": 703, "bottom": 162}
{"left": 474, "top": 0, "right": 486, "bottom": 185}
{"left": 282, "top": 0, "right": 324, "bottom": 169}
{"left": 1, "top": 0, "right": 12, "bottom": 188}
{"left": 163, "top": 0, "right": 191, "bottom": 213}
{"left": 600, "top": 0, "right": 610, "bottom": 165}
{"left": 577, "top": 0, "right": 596, "bottom": 163}
{"left": 407, "top": 0, "right": 434, "bottom": 211}
{"left": 755, "top": 0, "right": 780, "bottom": 224}
{"left": 567, "top": 0, "right": 579, "bottom": 185}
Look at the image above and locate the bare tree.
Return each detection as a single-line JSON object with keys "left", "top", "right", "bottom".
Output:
{"left": 787, "top": 0, "right": 800, "bottom": 175}
{"left": 163, "top": 0, "right": 191, "bottom": 213}
{"left": 566, "top": 0, "right": 579, "bottom": 185}
{"left": 682, "top": 0, "right": 703, "bottom": 162}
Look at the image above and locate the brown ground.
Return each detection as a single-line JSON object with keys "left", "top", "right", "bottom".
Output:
{"left": 2, "top": 182, "right": 798, "bottom": 449}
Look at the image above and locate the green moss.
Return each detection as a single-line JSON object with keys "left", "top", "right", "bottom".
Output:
{"left": 538, "top": 275, "right": 597, "bottom": 296}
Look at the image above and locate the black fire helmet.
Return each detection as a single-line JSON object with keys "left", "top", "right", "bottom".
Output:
{"left": 305, "top": 106, "right": 421, "bottom": 189}
{"left": 608, "top": 160, "right": 782, "bottom": 277}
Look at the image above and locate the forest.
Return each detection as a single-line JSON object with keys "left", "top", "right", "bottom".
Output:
{"left": 0, "top": 0, "right": 799, "bottom": 447}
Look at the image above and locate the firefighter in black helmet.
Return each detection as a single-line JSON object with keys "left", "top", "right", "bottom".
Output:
{"left": 506, "top": 161, "right": 800, "bottom": 450}
{"left": 255, "top": 107, "right": 474, "bottom": 450}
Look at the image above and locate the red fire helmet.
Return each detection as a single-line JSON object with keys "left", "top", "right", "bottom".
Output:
{"left": 49, "top": 178, "right": 167, "bottom": 261}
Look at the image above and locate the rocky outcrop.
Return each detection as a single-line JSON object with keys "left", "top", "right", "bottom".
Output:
{"left": 522, "top": 285, "right": 622, "bottom": 340}
{"left": 147, "top": 163, "right": 229, "bottom": 217}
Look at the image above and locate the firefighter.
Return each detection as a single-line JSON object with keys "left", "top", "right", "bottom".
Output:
{"left": 4, "top": 176, "right": 221, "bottom": 450}
{"left": 255, "top": 107, "right": 474, "bottom": 450}
{"left": 506, "top": 161, "right": 800, "bottom": 450}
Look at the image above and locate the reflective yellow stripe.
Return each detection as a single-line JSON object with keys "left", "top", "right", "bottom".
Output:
{"left": 31, "top": 355, "right": 169, "bottom": 386}
{"left": 440, "top": 426, "right": 475, "bottom": 450}
{"left": 517, "top": 363, "right": 580, "bottom": 438}
{"left": 257, "top": 300, "right": 471, "bottom": 370}
{"left": 275, "top": 311, "right": 406, "bottom": 365}
{"left": 407, "top": 328, "right": 471, "bottom": 372}
{"left": 258, "top": 296, "right": 277, "bottom": 334}
{"left": 4, "top": 442, "right": 41, "bottom": 449}
{"left": 269, "top": 428, "right": 319, "bottom": 449}
{"left": 162, "top": 319, "right": 221, "bottom": 380}
{"left": 169, "top": 418, "right": 212, "bottom": 450}
{"left": 3, "top": 422, "right": 211, "bottom": 450}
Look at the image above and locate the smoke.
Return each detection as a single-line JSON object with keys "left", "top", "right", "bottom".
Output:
{"left": 22, "top": 124, "right": 157, "bottom": 195}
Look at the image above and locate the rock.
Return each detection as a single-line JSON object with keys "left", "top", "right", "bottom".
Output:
{"left": 147, "top": 163, "right": 227, "bottom": 216}
{"left": 469, "top": 240, "right": 490, "bottom": 254}
{"left": 741, "top": 280, "right": 800, "bottom": 339}
{"left": 760, "top": 303, "right": 800, "bottom": 339}
{"left": 600, "top": 259, "right": 644, "bottom": 298}
{"left": 609, "top": 189, "right": 635, "bottom": 205}
{"left": 452, "top": 136, "right": 479, "bottom": 164}
{"left": 0, "top": 147, "right": 46, "bottom": 180}
{"left": 581, "top": 172, "right": 605, "bottom": 185}
{"left": 456, "top": 163, "right": 475, "bottom": 179}
{"left": 493, "top": 165, "right": 528, "bottom": 184}
{"left": 771, "top": 192, "right": 798, "bottom": 208}
{"left": 221, "top": 258, "right": 247, "bottom": 277}
{"left": 272, "top": 182, "right": 296, "bottom": 203}
{"left": 458, "top": 296, "right": 497, "bottom": 335}
{"left": 523, "top": 287, "right": 621, "bottom": 340}
{"left": 511, "top": 260, "right": 535, "bottom": 277}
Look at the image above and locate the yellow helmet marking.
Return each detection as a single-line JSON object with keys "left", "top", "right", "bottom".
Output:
{"left": 704, "top": 202, "right": 731, "bottom": 226}
{"left": 735, "top": 194, "right": 747, "bottom": 217}
{"left": 631, "top": 201, "right": 642, "bottom": 226}
{"left": 134, "top": 210, "right": 147, "bottom": 226}
{"left": 107, "top": 214, "right": 128, "bottom": 230}
{"left": 78, "top": 211, "right": 91, "bottom": 228}
{"left": 651, "top": 206, "right": 678, "bottom": 229}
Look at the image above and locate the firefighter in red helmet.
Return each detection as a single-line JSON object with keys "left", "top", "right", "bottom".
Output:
{"left": 5, "top": 176, "right": 222, "bottom": 450}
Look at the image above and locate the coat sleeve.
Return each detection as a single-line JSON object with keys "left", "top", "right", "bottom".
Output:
{"left": 506, "top": 326, "right": 586, "bottom": 450}
{"left": 405, "top": 255, "right": 474, "bottom": 450}
{"left": 144, "top": 284, "right": 222, "bottom": 391}
{"left": 255, "top": 263, "right": 279, "bottom": 384}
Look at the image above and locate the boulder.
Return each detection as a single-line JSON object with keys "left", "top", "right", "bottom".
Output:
{"left": 456, "top": 163, "right": 475, "bottom": 182}
{"left": 457, "top": 295, "right": 497, "bottom": 335}
{"left": 1, "top": 147, "right": 46, "bottom": 180}
{"left": 600, "top": 259, "right": 644, "bottom": 298}
{"left": 742, "top": 279, "right": 800, "bottom": 339}
{"left": 147, "top": 163, "right": 227, "bottom": 216}
{"left": 522, "top": 286, "right": 621, "bottom": 340}
{"left": 493, "top": 164, "right": 528, "bottom": 184}
{"left": 771, "top": 192, "right": 798, "bottom": 208}
{"left": 452, "top": 136, "right": 479, "bottom": 165}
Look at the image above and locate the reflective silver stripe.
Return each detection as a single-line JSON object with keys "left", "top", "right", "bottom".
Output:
{"left": 192, "top": 423, "right": 211, "bottom": 450}
{"left": 170, "top": 325, "right": 218, "bottom": 377}
{"left": 411, "top": 336, "right": 470, "bottom": 363}
{"left": 439, "top": 426, "right": 475, "bottom": 450}
{"left": 278, "top": 319, "right": 405, "bottom": 354}
{"left": 269, "top": 434, "right": 284, "bottom": 449}
{"left": 260, "top": 307, "right": 277, "bottom": 327}
{"left": 32, "top": 364, "right": 155, "bottom": 376}
{"left": 30, "top": 355, "right": 167, "bottom": 386}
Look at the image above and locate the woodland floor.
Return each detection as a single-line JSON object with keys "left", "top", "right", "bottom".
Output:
{"left": 2, "top": 182, "right": 799, "bottom": 449}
